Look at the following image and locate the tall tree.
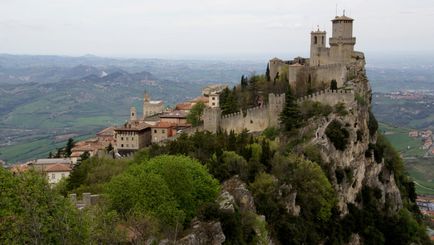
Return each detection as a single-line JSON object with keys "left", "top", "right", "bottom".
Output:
{"left": 266, "top": 63, "right": 271, "bottom": 81}
{"left": 330, "top": 79, "right": 338, "bottom": 90}
{"left": 187, "top": 101, "right": 206, "bottom": 126}
{"left": 280, "top": 86, "right": 302, "bottom": 131}
{"left": 65, "top": 138, "right": 75, "bottom": 157}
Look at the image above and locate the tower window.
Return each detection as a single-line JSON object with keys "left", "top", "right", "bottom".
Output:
{"left": 314, "top": 36, "right": 317, "bottom": 44}
{"left": 322, "top": 36, "right": 324, "bottom": 45}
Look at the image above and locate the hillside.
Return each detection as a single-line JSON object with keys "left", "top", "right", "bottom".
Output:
{"left": 11, "top": 57, "right": 426, "bottom": 244}
{"left": 0, "top": 54, "right": 264, "bottom": 163}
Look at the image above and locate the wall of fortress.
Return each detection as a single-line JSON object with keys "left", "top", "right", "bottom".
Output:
{"left": 297, "top": 89, "right": 355, "bottom": 107}
{"left": 288, "top": 63, "right": 348, "bottom": 89}
{"left": 202, "top": 90, "right": 354, "bottom": 134}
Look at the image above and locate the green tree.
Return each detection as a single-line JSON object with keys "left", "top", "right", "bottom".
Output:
{"left": 80, "top": 151, "right": 90, "bottom": 161}
{"left": 65, "top": 138, "right": 75, "bottom": 157}
{"left": 330, "top": 79, "right": 338, "bottom": 90}
{"left": 0, "top": 168, "right": 88, "bottom": 244}
{"left": 280, "top": 87, "right": 302, "bottom": 131}
{"left": 266, "top": 64, "right": 271, "bottom": 81}
{"left": 106, "top": 143, "right": 114, "bottom": 153}
{"left": 187, "top": 101, "right": 206, "bottom": 126}
{"left": 106, "top": 155, "right": 220, "bottom": 227}
{"left": 325, "top": 120, "right": 350, "bottom": 151}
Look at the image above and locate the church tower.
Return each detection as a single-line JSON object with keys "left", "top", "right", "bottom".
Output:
{"left": 310, "top": 28, "right": 327, "bottom": 66}
{"left": 130, "top": 106, "right": 137, "bottom": 121}
{"left": 329, "top": 12, "right": 356, "bottom": 63}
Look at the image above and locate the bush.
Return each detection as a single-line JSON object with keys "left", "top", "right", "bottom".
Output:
{"left": 368, "top": 110, "right": 378, "bottom": 137}
{"left": 325, "top": 120, "right": 350, "bottom": 151}
{"left": 106, "top": 155, "right": 220, "bottom": 226}
{"left": 334, "top": 102, "right": 348, "bottom": 116}
{"left": 300, "top": 101, "right": 333, "bottom": 119}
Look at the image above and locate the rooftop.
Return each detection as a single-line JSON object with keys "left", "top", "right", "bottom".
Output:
{"left": 332, "top": 15, "right": 354, "bottom": 21}
{"left": 160, "top": 110, "right": 188, "bottom": 119}
{"left": 44, "top": 163, "right": 72, "bottom": 173}
{"left": 115, "top": 121, "right": 152, "bottom": 131}
{"left": 96, "top": 126, "right": 115, "bottom": 136}
{"left": 34, "top": 158, "right": 72, "bottom": 165}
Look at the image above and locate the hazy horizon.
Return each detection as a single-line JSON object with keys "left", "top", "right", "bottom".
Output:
{"left": 1, "top": 0, "right": 434, "bottom": 58}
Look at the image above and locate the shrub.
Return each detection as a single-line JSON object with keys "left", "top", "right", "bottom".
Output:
{"left": 368, "top": 110, "right": 378, "bottom": 137}
{"left": 106, "top": 155, "right": 220, "bottom": 226}
{"left": 334, "top": 102, "right": 348, "bottom": 116}
{"left": 325, "top": 120, "right": 350, "bottom": 151}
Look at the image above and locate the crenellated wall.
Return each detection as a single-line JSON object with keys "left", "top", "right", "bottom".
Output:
{"left": 203, "top": 90, "right": 355, "bottom": 134}
{"left": 220, "top": 106, "right": 269, "bottom": 133}
{"left": 296, "top": 89, "right": 354, "bottom": 107}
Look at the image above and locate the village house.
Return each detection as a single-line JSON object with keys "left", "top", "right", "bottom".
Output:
{"left": 151, "top": 122, "right": 177, "bottom": 143}
{"left": 160, "top": 110, "right": 189, "bottom": 125}
{"left": 44, "top": 163, "right": 72, "bottom": 185}
{"left": 114, "top": 120, "right": 152, "bottom": 156}
{"left": 409, "top": 130, "right": 419, "bottom": 138}
{"left": 11, "top": 158, "right": 74, "bottom": 185}
{"left": 70, "top": 138, "right": 106, "bottom": 164}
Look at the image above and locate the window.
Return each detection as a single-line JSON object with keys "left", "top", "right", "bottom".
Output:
{"left": 52, "top": 174, "right": 55, "bottom": 179}
{"left": 132, "top": 137, "right": 134, "bottom": 140}
{"left": 322, "top": 36, "right": 324, "bottom": 45}
{"left": 162, "top": 130, "right": 165, "bottom": 134}
{"left": 250, "top": 120, "right": 253, "bottom": 124}
{"left": 121, "top": 144, "right": 124, "bottom": 147}
{"left": 126, "top": 137, "right": 128, "bottom": 141}
{"left": 126, "top": 144, "right": 129, "bottom": 147}
{"left": 121, "top": 137, "right": 123, "bottom": 140}
{"left": 132, "top": 113, "right": 135, "bottom": 116}
{"left": 154, "top": 129, "right": 157, "bottom": 133}
{"left": 212, "top": 97, "right": 215, "bottom": 100}
{"left": 314, "top": 36, "right": 317, "bottom": 44}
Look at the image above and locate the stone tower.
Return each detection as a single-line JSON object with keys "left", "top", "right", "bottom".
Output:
{"left": 329, "top": 13, "right": 356, "bottom": 64}
{"left": 143, "top": 91, "right": 150, "bottom": 119}
{"left": 130, "top": 106, "right": 137, "bottom": 121}
{"left": 203, "top": 107, "right": 221, "bottom": 133}
{"left": 310, "top": 28, "right": 327, "bottom": 66}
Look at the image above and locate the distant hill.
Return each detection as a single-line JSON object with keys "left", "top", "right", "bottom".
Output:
{"left": 0, "top": 54, "right": 264, "bottom": 163}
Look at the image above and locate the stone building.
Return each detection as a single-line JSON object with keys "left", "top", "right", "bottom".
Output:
{"left": 269, "top": 14, "right": 364, "bottom": 90}
{"left": 114, "top": 121, "right": 152, "bottom": 156}
{"left": 142, "top": 92, "right": 164, "bottom": 119}
{"left": 151, "top": 122, "right": 176, "bottom": 143}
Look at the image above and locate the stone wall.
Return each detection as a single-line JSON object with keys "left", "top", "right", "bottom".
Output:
{"left": 297, "top": 89, "right": 355, "bottom": 107}
{"left": 202, "top": 90, "right": 354, "bottom": 134}
{"left": 220, "top": 106, "right": 269, "bottom": 133}
{"left": 291, "top": 63, "right": 348, "bottom": 90}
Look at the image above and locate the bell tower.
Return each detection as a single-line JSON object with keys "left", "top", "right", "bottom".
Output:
{"left": 310, "top": 27, "right": 327, "bottom": 66}
{"left": 130, "top": 106, "right": 137, "bottom": 121}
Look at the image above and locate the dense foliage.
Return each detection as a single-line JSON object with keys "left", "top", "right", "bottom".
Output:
{"left": 186, "top": 101, "right": 206, "bottom": 126}
{"left": 0, "top": 168, "right": 86, "bottom": 244}
{"left": 325, "top": 120, "right": 350, "bottom": 151}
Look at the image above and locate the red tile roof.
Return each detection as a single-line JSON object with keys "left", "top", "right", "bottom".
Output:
{"left": 44, "top": 163, "right": 72, "bottom": 173}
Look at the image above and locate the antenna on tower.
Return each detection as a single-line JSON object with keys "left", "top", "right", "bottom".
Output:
{"left": 335, "top": 4, "right": 338, "bottom": 17}
{"left": 343, "top": 9, "right": 346, "bottom": 16}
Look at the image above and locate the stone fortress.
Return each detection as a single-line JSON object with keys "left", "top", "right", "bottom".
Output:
{"left": 203, "top": 13, "right": 364, "bottom": 134}
{"left": 269, "top": 13, "right": 364, "bottom": 90}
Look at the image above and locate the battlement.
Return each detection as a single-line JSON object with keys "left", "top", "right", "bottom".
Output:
{"left": 297, "top": 89, "right": 355, "bottom": 107}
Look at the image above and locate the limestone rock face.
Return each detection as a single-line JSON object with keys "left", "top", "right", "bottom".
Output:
{"left": 309, "top": 60, "right": 402, "bottom": 215}
{"left": 176, "top": 220, "right": 225, "bottom": 245}
{"left": 222, "top": 175, "right": 256, "bottom": 212}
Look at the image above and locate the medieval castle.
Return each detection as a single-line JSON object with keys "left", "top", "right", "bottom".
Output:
{"left": 203, "top": 13, "right": 364, "bottom": 134}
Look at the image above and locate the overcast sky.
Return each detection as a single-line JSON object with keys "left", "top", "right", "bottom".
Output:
{"left": 0, "top": 0, "right": 433, "bottom": 59}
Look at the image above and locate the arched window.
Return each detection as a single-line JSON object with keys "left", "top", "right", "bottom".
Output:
{"left": 322, "top": 36, "right": 324, "bottom": 45}
{"left": 314, "top": 36, "right": 318, "bottom": 44}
